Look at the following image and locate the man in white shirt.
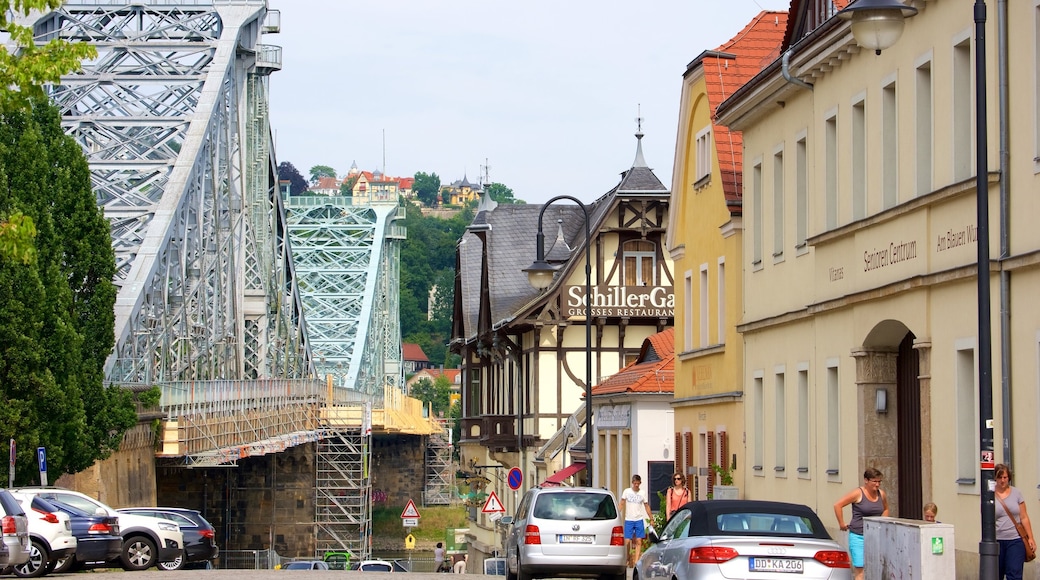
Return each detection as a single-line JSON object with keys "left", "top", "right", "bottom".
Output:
{"left": 618, "top": 474, "right": 653, "bottom": 567}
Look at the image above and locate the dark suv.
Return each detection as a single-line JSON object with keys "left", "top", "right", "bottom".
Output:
{"left": 116, "top": 508, "right": 217, "bottom": 570}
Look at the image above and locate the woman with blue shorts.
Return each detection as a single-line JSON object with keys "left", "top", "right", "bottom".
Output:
{"left": 834, "top": 467, "right": 889, "bottom": 580}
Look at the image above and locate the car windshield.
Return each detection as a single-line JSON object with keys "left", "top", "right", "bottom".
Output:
{"left": 532, "top": 492, "right": 617, "bottom": 521}
{"left": 359, "top": 562, "right": 392, "bottom": 571}
{"left": 714, "top": 512, "right": 817, "bottom": 536}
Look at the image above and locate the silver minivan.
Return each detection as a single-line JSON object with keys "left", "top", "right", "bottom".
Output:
{"left": 503, "top": 486, "right": 627, "bottom": 580}
{"left": 0, "top": 489, "right": 31, "bottom": 570}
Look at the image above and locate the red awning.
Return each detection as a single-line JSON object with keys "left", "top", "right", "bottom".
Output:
{"left": 541, "top": 463, "right": 586, "bottom": 486}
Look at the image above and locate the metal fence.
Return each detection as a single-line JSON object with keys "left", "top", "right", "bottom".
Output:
{"left": 219, "top": 549, "right": 286, "bottom": 570}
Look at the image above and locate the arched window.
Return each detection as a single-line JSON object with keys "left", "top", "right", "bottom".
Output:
{"left": 623, "top": 240, "right": 656, "bottom": 286}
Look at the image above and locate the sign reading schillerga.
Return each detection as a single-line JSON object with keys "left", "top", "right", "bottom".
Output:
{"left": 565, "top": 285, "right": 674, "bottom": 318}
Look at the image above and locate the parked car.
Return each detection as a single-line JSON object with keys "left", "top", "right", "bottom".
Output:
{"left": 117, "top": 507, "right": 217, "bottom": 570}
{"left": 0, "top": 490, "right": 31, "bottom": 571}
{"left": 353, "top": 559, "right": 395, "bottom": 572}
{"left": 12, "top": 487, "right": 182, "bottom": 571}
{"left": 8, "top": 494, "right": 76, "bottom": 578}
{"left": 503, "top": 486, "right": 626, "bottom": 580}
{"left": 38, "top": 498, "right": 121, "bottom": 573}
{"left": 282, "top": 560, "right": 329, "bottom": 570}
{"left": 633, "top": 500, "right": 852, "bottom": 580}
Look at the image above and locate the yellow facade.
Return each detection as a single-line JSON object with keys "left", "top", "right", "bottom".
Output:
{"left": 668, "top": 63, "right": 746, "bottom": 499}
{"left": 717, "top": 3, "right": 1040, "bottom": 576}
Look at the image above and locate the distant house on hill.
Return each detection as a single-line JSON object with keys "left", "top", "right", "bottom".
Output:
{"left": 310, "top": 176, "right": 340, "bottom": 196}
{"left": 402, "top": 343, "right": 431, "bottom": 374}
{"left": 440, "top": 175, "right": 482, "bottom": 206}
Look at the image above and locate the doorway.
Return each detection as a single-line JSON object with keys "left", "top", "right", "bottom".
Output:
{"left": 896, "top": 331, "right": 922, "bottom": 518}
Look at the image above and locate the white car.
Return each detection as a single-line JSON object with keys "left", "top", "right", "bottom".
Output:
{"left": 12, "top": 488, "right": 182, "bottom": 571}
{"left": 9, "top": 493, "right": 76, "bottom": 578}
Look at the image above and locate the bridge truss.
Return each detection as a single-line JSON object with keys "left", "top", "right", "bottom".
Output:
{"left": 29, "top": 0, "right": 310, "bottom": 384}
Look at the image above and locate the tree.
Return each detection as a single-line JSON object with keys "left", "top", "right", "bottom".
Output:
{"left": 486, "top": 182, "right": 523, "bottom": 205}
{"left": 309, "top": 165, "right": 336, "bottom": 183}
{"left": 410, "top": 375, "right": 452, "bottom": 418}
{"left": 340, "top": 175, "right": 358, "bottom": 196}
{"left": 413, "top": 171, "right": 441, "bottom": 207}
{"left": 0, "top": 98, "right": 135, "bottom": 482}
{"left": 277, "top": 161, "right": 308, "bottom": 195}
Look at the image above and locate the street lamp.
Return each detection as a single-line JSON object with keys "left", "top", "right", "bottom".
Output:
{"left": 840, "top": 0, "right": 997, "bottom": 577}
{"left": 837, "top": 0, "right": 917, "bottom": 55}
{"left": 524, "top": 196, "right": 593, "bottom": 484}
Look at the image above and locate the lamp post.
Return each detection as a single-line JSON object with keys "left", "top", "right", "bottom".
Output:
{"left": 524, "top": 196, "right": 593, "bottom": 484}
{"left": 840, "top": 0, "right": 997, "bottom": 577}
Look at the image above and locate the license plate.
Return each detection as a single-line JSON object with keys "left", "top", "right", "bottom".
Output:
{"left": 749, "top": 557, "right": 804, "bottom": 573}
{"left": 559, "top": 534, "right": 593, "bottom": 544}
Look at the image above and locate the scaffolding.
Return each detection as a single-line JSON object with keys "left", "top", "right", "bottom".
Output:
{"left": 315, "top": 424, "right": 372, "bottom": 561}
{"left": 424, "top": 418, "right": 455, "bottom": 505}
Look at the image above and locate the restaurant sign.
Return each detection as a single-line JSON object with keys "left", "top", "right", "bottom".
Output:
{"left": 565, "top": 286, "right": 674, "bottom": 318}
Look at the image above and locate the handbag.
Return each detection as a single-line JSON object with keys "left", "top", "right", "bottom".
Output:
{"left": 997, "top": 493, "right": 1037, "bottom": 562}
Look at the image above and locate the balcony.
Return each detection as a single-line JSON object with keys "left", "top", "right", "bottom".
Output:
{"left": 254, "top": 44, "right": 281, "bottom": 74}
{"left": 460, "top": 415, "right": 536, "bottom": 452}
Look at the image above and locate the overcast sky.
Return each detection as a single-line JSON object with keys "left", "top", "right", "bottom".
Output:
{"left": 267, "top": 1, "right": 790, "bottom": 204}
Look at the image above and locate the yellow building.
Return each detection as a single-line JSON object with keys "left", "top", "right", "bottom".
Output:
{"left": 440, "top": 175, "right": 482, "bottom": 206}
{"left": 716, "top": 1, "right": 1040, "bottom": 575}
{"left": 668, "top": 10, "right": 788, "bottom": 501}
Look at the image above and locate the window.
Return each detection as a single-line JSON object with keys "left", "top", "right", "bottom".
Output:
{"left": 956, "top": 341, "right": 978, "bottom": 485}
{"left": 826, "top": 361, "right": 840, "bottom": 474}
{"left": 916, "top": 59, "right": 933, "bottom": 196}
{"left": 753, "top": 161, "right": 763, "bottom": 265}
{"left": 825, "top": 114, "right": 838, "bottom": 229}
{"left": 953, "top": 38, "right": 972, "bottom": 181}
{"left": 882, "top": 80, "right": 898, "bottom": 208}
{"left": 684, "top": 272, "right": 693, "bottom": 351}
{"left": 623, "top": 240, "right": 656, "bottom": 286}
{"left": 717, "top": 258, "right": 725, "bottom": 344}
{"left": 774, "top": 368, "right": 786, "bottom": 473}
{"left": 796, "top": 134, "right": 808, "bottom": 248}
{"left": 852, "top": 98, "right": 866, "bottom": 220}
{"left": 797, "top": 366, "right": 809, "bottom": 475}
{"left": 699, "top": 264, "right": 709, "bottom": 346}
{"left": 773, "top": 147, "right": 785, "bottom": 259}
{"left": 753, "top": 373, "right": 764, "bottom": 471}
{"left": 695, "top": 126, "right": 712, "bottom": 183}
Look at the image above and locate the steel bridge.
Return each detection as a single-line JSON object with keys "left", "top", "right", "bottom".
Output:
{"left": 26, "top": 0, "right": 452, "bottom": 561}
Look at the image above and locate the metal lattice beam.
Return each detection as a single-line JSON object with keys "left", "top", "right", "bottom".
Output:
{"left": 27, "top": 0, "right": 308, "bottom": 383}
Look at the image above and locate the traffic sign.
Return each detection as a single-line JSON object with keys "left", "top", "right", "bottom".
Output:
{"left": 402, "top": 517, "right": 419, "bottom": 528}
{"left": 401, "top": 499, "right": 421, "bottom": 519}
{"left": 507, "top": 467, "right": 523, "bottom": 490}
{"left": 37, "top": 447, "right": 47, "bottom": 486}
{"left": 482, "top": 490, "right": 505, "bottom": 514}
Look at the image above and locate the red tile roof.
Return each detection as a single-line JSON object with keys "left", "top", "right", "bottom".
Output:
{"left": 402, "top": 343, "right": 429, "bottom": 362}
{"left": 703, "top": 11, "right": 789, "bottom": 214}
{"left": 591, "top": 328, "right": 674, "bottom": 396}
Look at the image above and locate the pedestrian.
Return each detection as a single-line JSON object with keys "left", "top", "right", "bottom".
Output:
{"left": 666, "top": 472, "right": 690, "bottom": 521}
{"left": 434, "top": 542, "right": 448, "bottom": 573}
{"left": 994, "top": 463, "right": 1035, "bottom": 580}
{"left": 619, "top": 474, "right": 653, "bottom": 568}
{"left": 453, "top": 554, "right": 467, "bottom": 574}
{"left": 923, "top": 502, "right": 939, "bottom": 523}
{"left": 833, "top": 467, "right": 889, "bottom": 580}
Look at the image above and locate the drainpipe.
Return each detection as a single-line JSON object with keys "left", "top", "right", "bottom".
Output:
{"left": 782, "top": 48, "right": 813, "bottom": 91}
{"left": 996, "top": 0, "right": 1011, "bottom": 464}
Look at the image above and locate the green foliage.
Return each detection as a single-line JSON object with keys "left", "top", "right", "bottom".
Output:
{"left": 136, "top": 386, "right": 162, "bottom": 408}
{"left": 372, "top": 505, "right": 467, "bottom": 543}
{"left": 0, "top": 97, "right": 131, "bottom": 482}
{"left": 410, "top": 376, "right": 452, "bottom": 418}
{"left": 0, "top": 210, "right": 36, "bottom": 263}
{"left": 412, "top": 171, "right": 441, "bottom": 207}
{"left": 485, "top": 182, "right": 523, "bottom": 204}
{"left": 309, "top": 164, "right": 336, "bottom": 182}
{"left": 710, "top": 462, "right": 733, "bottom": 486}
{"left": 339, "top": 175, "right": 358, "bottom": 196}
{"left": 277, "top": 161, "right": 308, "bottom": 195}
{"left": 0, "top": 0, "right": 97, "bottom": 112}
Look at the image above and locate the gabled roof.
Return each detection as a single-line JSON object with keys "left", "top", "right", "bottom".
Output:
{"left": 591, "top": 328, "right": 674, "bottom": 396}
{"left": 402, "top": 343, "right": 429, "bottom": 362}
{"left": 689, "top": 10, "right": 788, "bottom": 212}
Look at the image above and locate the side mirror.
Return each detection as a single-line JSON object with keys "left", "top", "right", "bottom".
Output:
{"left": 499, "top": 516, "right": 513, "bottom": 526}
{"left": 95, "top": 508, "right": 107, "bottom": 517}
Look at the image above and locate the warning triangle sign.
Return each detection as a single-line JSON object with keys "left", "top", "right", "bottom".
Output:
{"left": 481, "top": 490, "right": 505, "bottom": 513}
{"left": 400, "top": 499, "right": 421, "bottom": 519}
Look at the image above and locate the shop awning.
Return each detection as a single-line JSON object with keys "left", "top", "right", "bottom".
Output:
{"left": 542, "top": 462, "right": 586, "bottom": 486}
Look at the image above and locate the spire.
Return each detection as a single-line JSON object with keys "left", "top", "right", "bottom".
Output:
{"left": 632, "top": 105, "right": 648, "bottom": 168}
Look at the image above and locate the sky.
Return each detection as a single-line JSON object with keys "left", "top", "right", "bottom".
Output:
{"left": 267, "top": 1, "right": 791, "bottom": 205}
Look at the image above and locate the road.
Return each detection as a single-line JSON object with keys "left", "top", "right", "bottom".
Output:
{"left": 51, "top": 570, "right": 501, "bottom": 579}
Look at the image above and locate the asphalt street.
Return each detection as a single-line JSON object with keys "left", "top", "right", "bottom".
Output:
{"left": 44, "top": 570, "right": 502, "bottom": 579}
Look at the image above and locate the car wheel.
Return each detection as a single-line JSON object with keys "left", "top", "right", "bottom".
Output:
{"left": 50, "top": 554, "right": 74, "bottom": 574}
{"left": 157, "top": 553, "right": 185, "bottom": 571}
{"left": 121, "top": 536, "right": 158, "bottom": 571}
{"left": 506, "top": 563, "right": 518, "bottom": 580}
{"left": 516, "top": 557, "right": 532, "bottom": 580}
{"left": 13, "top": 538, "right": 49, "bottom": 578}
